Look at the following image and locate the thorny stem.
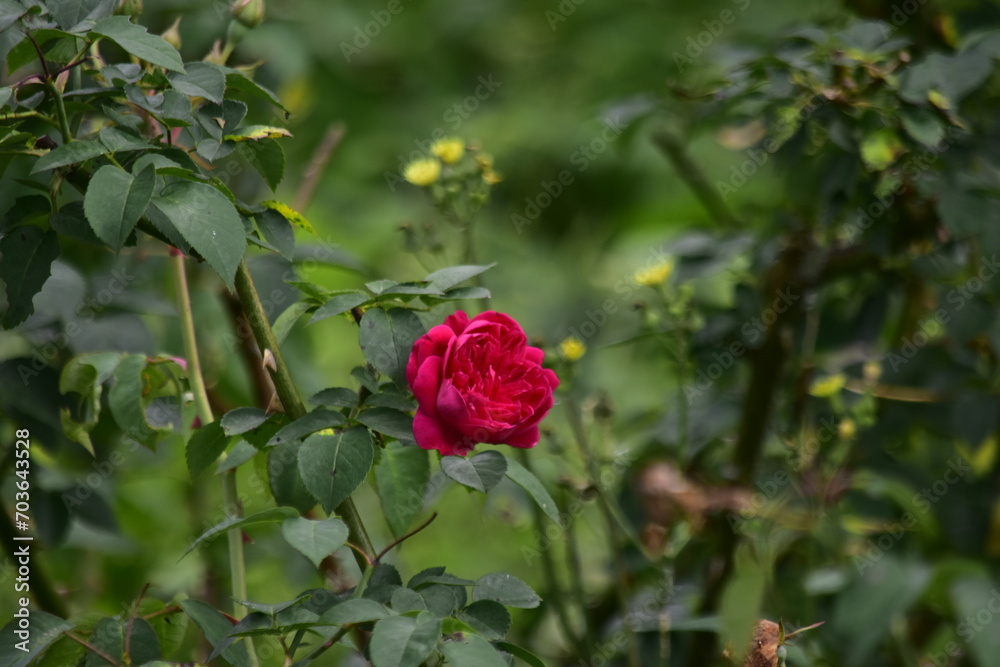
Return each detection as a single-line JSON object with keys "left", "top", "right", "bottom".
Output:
{"left": 233, "top": 260, "right": 376, "bottom": 572}
{"left": 172, "top": 253, "right": 259, "bottom": 667}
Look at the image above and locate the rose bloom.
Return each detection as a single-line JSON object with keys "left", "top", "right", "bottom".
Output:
{"left": 406, "top": 310, "right": 559, "bottom": 456}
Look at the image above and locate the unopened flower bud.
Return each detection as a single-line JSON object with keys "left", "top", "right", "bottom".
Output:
{"left": 115, "top": 0, "right": 143, "bottom": 19}
{"left": 161, "top": 17, "right": 182, "bottom": 51}
{"left": 232, "top": 0, "right": 265, "bottom": 29}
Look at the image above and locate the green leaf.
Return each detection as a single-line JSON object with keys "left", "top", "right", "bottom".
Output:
{"left": 309, "top": 292, "right": 371, "bottom": 325}
{"left": 179, "top": 600, "right": 251, "bottom": 667}
{"left": 108, "top": 354, "right": 160, "bottom": 448}
{"left": 208, "top": 612, "right": 272, "bottom": 663}
{"left": 439, "top": 633, "right": 508, "bottom": 667}
{"left": 239, "top": 138, "right": 285, "bottom": 191}
{"left": 369, "top": 612, "right": 441, "bottom": 667}
{"left": 217, "top": 439, "right": 258, "bottom": 473}
{"left": 183, "top": 507, "right": 298, "bottom": 557}
{"left": 1, "top": 226, "right": 59, "bottom": 328}
{"left": 83, "top": 164, "right": 154, "bottom": 251}
{"left": 224, "top": 70, "right": 287, "bottom": 110}
{"left": 495, "top": 641, "right": 546, "bottom": 667}
{"left": 91, "top": 16, "right": 184, "bottom": 72}
{"left": 422, "top": 584, "right": 467, "bottom": 617}
{"left": 267, "top": 408, "right": 346, "bottom": 446}
{"left": 221, "top": 407, "right": 271, "bottom": 436}
{"left": 232, "top": 595, "right": 313, "bottom": 616}
{"left": 0, "top": 611, "right": 74, "bottom": 667}
{"left": 255, "top": 208, "right": 295, "bottom": 260}
{"left": 472, "top": 573, "right": 541, "bottom": 609}
{"left": 357, "top": 407, "right": 414, "bottom": 441}
{"left": 126, "top": 617, "right": 162, "bottom": 664}
{"left": 320, "top": 599, "right": 392, "bottom": 626}
{"left": 441, "top": 451, "right": 507, "bottom": 493}
{"left": 503, "top": 456, "right": 561, "bottom": 526}
{"left": 441, "top": 286, "right": 491, "bottom": 301}
{"left": 901, "top": 107, "right": 945, "bottom": 148}
{"left": 259, "top": 200, "right": 315, "bottom": 234}
{"left": 409, "top": 568, "right": 475, "bottom": 589}
{"left": 375, "top": 442, "right": 430, "bottom": 536}
{"left": 60, "top": 352, "right": 121, "bottom": 399}
{"left": 365, "top": 391, "right": 417, "bottom": 411}
{"left": 364, "top": 564, "right": 404, "bottom": 603}
{"left": 186, "top": 420, "right": 229, "bottom": 478}
{"left": 267, "top": 442, "right": 317, "bottom": 514}
{"left": 225, "top": 125, "right": 293, "bottom": 141}
{"left": 950, "top": 572, "right": 1000, "bottom": 667}
{"left": 99, "top": 126, "right": 153, "bottom": 153}
{"left": 298, "top": 428, "right": 375, "bottom": 513}
{"left": 150, "top": 180, "right": 246, "bottom": 289}
{"left": 85, "top": 617, "right": 123, "bottom": 667}
{"left": 457, "top": 600, "right": 511, "bottom": 640}
{"left": 310, "top": 387, "right": 358, "bottom": 409}
{"left": 424, "top": 264, "right": 496, "bottom": 291}
{"left": 392, "top": 588, "right": 430, "bottom": 613}
{"left": 47, "top": 0, "right": 115, "bottom": 32}
{"left": 359, "top": 307, "right": 426, "bottom": 387}
{"left": 169, "top": 62, "right": 225, "bottom": 103}
{"left": 282, "top": 516, "right": 349, "bottom": 568}
{"left": 273, "top": 302, "right": 310, "bottom": 345}
{"left": 0, "top": 0, "right": 28, "bottom": 33}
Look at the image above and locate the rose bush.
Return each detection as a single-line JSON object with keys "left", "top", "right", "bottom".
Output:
{"left": 406, "top": 310, "right": 560, "bottom": 455}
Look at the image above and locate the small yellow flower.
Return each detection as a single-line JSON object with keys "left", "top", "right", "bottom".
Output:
{"left": 317, "top": 428, "right": 337, "bottom": 436}
{"left": 633, "top": 259, "right": 675, "bottom": 286}
{"left": 559, "top": 337, "right": 586, "bottom": 362}
{"left": 403, "top": 158, "right": 441, "bottom": 187}
{"left": 838, "top": 419, "right": 857, "bottom": 440}
{"left": 431, "top": 138, "right": 465, "bottom": 164}
{"left": 809, "top": 373, "right": 846, "bottom": 398}
{"left": 482, "top": 170, "right": 502, "bottom": 185}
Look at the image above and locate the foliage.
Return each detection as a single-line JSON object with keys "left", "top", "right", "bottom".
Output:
{"left": 3, "top": 0, "right": 1000, "bottom": 666}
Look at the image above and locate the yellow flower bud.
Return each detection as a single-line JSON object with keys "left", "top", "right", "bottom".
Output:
{"left": 482, "top": 170, "right": 502, "bottom": 185}
{"left": 838, "top": 419, "right": 857, "bottom": 440}
{"left": 809, "top": 373, "right": 846, "bottom": 398}
{"left": 633, "top": 259, "right": 674, "bottom": 286}
{"left": 559, "top": 337, "right": 586, "bottom": 362}
{"left": 431, "top": 137, "right": 465, "bottom": 164}
{"left": 403, "top": 158, "right": 441, "bottom": 187}
{"left": 161, "top": 17, "right": 182, "bottom": 51}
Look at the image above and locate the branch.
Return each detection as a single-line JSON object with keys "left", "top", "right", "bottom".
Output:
{"left": 232, "top": 260, "right": 375, "bottom": 571}
{"left": 64, "top": 632, "right": 122, "bottom": 666}
{"left": 652, "top": 126, "right": 740, "bottom": 230}
{"left": 373, "top": 512, "right": 438, "bottom": 565}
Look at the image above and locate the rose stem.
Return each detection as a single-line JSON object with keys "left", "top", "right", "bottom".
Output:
{"left": 233, "top": 259, "right": 375, "bottom": 571}
{"left": 172, "top": 252, "right": 259, "bottom": 667}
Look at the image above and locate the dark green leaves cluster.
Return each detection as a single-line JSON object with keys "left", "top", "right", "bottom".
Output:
{"left": 0, "top": 0, "right": 297, "bottom": 325}
{"left": 152, "top": 564, "right": 543, "bottom": 667}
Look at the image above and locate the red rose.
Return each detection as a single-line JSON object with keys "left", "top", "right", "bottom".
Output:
{"left": 406, "top": 310, "right": 559, "bottom": 456}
